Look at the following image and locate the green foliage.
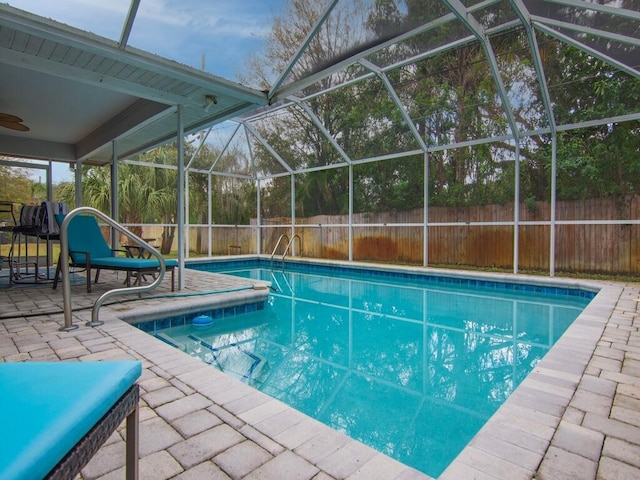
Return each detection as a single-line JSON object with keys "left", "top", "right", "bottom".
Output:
{"left": 354, "top": 156, "right": 424, "bottom": 212}
{"left": 0, "top": 164, "right": 46, "bottom": 205}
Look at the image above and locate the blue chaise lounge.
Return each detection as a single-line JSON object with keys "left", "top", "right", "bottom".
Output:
{"left": 0, "top": 360, "right": 142, "bottom": 480}
{"left": 52, "top": 214, "right": 177, "bottom": 293}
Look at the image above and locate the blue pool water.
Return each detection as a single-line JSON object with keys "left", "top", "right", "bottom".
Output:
{"left": 144, "top": 261, "right": 594, "bottom": 477}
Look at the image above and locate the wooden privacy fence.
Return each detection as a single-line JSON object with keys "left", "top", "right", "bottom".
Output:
{"left": 135, "top": 195, "right": 640, "bottom": 275}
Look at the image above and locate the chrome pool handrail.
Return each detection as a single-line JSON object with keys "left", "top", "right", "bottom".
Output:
{"left": 59, "top": 206, "right": 168, "bottom": 331}
{"left": 270, "top": 234, "right": 289, "bottom": 269}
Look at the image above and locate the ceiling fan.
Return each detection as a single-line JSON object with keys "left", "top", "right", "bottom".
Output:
{"left": 0, "top": 113, "right": 30, "bottom": 132}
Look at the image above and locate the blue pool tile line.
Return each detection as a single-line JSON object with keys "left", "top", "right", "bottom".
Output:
{"left": 187, "top": 334, "right": 262, "bottom": 383}
{"left": 187, "top": 259, "right": 597, "bottom": 300}
{"left": 133, "top": 300, "right": 265, "bottom": 334}
{"left": 155, "top": 334, "right": 181, "bottom": 349}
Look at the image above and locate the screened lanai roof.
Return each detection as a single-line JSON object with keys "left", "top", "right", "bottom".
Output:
{"left": 1, "top": 0, "right": 639, "bottom": 176}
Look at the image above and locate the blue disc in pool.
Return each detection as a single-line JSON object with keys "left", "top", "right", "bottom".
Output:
{"left": 192, "top": 314, "right": 214, "bottom": 326}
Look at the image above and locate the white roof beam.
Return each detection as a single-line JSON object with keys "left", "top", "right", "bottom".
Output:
{"left": 293, "top": 161, "right": 349, "bottom": 175}
{"left": 186, "top": 126, "right": 213, "bottom": 170}
{"left": 0, "top": 48, "right": 194, "bottom": 107}
{"left": 270, "top": 0, "right": 505, "bottom": 102}
{"left": 0, "top": 135, "right": 76, "bottom": 161}
{"left": 532, "top": 15, "right": 640, "bottom": 48}
{"left": 534, "top": 22, "right": 640, "bottom": 79}
{"left": 118, "top": 0, "right": 140, "bottom": 49}
{"left": 121, "top": 159, "right": 176, "bottom": 170}
{"left": 442, "top": 0, "right": 520, "bottom": 140}
{"left": 244, "top": 72, "right": 376, "bottom": 123}
{"left": 544, "top": 0, "right": 640, "bottom": 21}
{"left": 244, "top": 124, "right": 258, "bottom": 179}
{"left": 76, "top": 100, "right": 172, "bottom": 159}
{"left": 1, "top": 6, "right": 267, "bottom": 105}
{"left": 269, "top": 0, "right": 339, "bottom": 101}
{"left": 289, "top": 97, "right": 353, "bottom": 165}
{"left": 351, "top": 149, "right": 425, "bottom": 166}
{"left": 245, "top": 20, "right": 521, "bottom": 125}
{"left": 202, "top": 170, "right": 253, "bottom": 180}
{"left": 243, "top": 123, "right": 294, "bottom": 175}
{"left": 510, "top": 0, "right": 557, "bottom": 136}
{"left": 272, "top": 12, "right": 459, "bottom": 101}
{"left": 359, "top": 59, "right": 429, "bottom": 153}
{"left": 109, "top": 103, "right": 256, "bottom": 162}
{"left": 208, "top": 123, "right": 242, "bottom": 174}
{"left": 288, "top": 19, "right": 521, "bottom": 108}
{"left": 555, "top": 111, "right": 640, "bottom": 133}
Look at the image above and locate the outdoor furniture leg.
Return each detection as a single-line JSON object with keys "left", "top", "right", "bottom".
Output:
{"left": 125, "top": 402, "right": 139, "bottom": 480}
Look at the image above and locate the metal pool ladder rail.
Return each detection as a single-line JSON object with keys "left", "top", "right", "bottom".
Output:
{"left": 270, "top": 234, "right": 301, "bottom": 269}
{"left": 59, "top": 206, "right": 169, "bottom": 331}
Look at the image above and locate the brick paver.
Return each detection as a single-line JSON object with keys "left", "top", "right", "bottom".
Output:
{"left": 1, "top": 265, "right": 640, "bottom": 479}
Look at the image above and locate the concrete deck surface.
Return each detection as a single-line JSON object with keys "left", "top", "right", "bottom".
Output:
{"left": 1, "top": 264, "right": 639, "bottom": 480}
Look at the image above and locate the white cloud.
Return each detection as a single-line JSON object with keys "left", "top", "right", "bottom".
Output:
{"left": 7, "top": 0, "right": 130, "bottom": 39}
{"left": 6, "top": 0, "right": 286, "bottom": 80}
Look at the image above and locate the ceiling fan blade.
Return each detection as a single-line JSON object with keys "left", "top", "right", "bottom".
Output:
{"left": 0, "top": 121, "right": 30, "bottom": 132}
{"left": 0, "top": 113, "right": 30, "bottom": 132}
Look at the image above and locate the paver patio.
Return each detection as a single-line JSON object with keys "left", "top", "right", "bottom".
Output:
{"left": 1, "top": 263, "right": 639, "bottom": 479}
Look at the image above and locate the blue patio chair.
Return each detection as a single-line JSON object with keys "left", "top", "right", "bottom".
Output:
{"left": 52, "top": 214, "right": 176, "bottom": 293}
{"left": 0, "top": 360, "right": 142, "bottom": 480}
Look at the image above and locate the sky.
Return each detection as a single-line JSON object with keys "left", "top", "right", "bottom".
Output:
{"left": 7, "top": 0, "right": 286, "bottom": 80}
{"left": 6, "top": 0, "right": 287, "bottom": 183}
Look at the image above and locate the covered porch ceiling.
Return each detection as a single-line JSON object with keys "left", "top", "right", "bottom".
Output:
{"left": 0, "top": 4, "right": 269, "bottom": 166}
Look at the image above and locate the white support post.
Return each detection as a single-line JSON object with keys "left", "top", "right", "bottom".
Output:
{"left": 46, "top": 160, "right": 53, "bottom": 200}
{"left": 111, "top": 141, "right": 119, "bottom": 249}
{"left": 207, "top": 173, "right": 212, "bottom": 257}
{"left": 74, "top": 160, "right": 83, "bottom": 208}
{"left": 513, "top": 141, "right": 520, "bottom": 274}
{"left": 290, "top": 174, "right": 296, "bottom": 254}
{"left": 177, "top": 106, "right": 185, "bottom": 290}
{"left": 185, "top": 172, "right": 190, "bottom": 260}
{"left": 256, "top": 178, "right": 262, "bottom": 255}
{"left": 349, "top": 163, "right": 353, "bottom": 262}
{"left": 423, "top": 151, "right": 429, "bottom": 267}
{"left": 550, "top": 135, "right": 557, "bottom": 277}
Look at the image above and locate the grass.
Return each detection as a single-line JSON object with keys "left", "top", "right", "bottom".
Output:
{"left": 0, "top": 242, "right": 60, "bottom": 259}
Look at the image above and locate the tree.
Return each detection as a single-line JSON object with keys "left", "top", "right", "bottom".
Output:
{"left": 242, "top": 0, "right": 377, "bottom": 217}
{"left": 56, "top": 146, "right": 184, "bottom": 254}
{"left": 245, "top": 0, "right": 640, "bottom": 216}
{"left": 0, "top": 164, "right": 33, "bottom": 206}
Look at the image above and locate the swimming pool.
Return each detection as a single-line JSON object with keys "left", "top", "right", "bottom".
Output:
{"left": 142, "top": 260, "right": 595, "bottom": 477}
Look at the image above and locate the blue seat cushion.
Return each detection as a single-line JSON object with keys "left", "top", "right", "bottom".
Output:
{"left": 0, "top": 361, "right": 142, "bottom": 480}
{"left": 90, "top": 257, "right": 178, "bottom": 270}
